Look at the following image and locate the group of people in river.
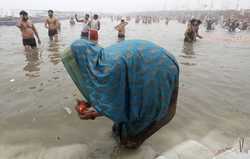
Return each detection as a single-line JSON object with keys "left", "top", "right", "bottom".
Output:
{"left": 17, "top": 10, "right": 131, "bottom": 50}
{"left": 73, "top": 13, "right": 128, "bottom": 41}
{"left": 223, "top": 18, "right": 250, "bottom": 32}
{"left": 17, "top": 10, "right": 60, "bottom": 50}
{"left": 16, "top": 9, "right": 202, "bottom": 51}
{"left": 17, "top": 9, "right": 250, "bottom": 50}
{"left": 183, "top": 14, "right": 250, "bottom": 43}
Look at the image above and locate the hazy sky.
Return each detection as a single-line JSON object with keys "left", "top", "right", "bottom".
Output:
{"left": 1, "top": 0, "right": 250, "bottom": 13}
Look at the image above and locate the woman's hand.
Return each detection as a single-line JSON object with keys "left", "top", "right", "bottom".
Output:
{"left": 75, "top": 100, "right": 101, "bottom": 120}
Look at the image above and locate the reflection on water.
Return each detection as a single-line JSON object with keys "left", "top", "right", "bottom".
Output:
{"left": 180, "top": 42, "right": 197, "bottom": 66}
{"left": 117, "top": 37, "right": 125, "bottom": 43}
{"left": 23, "top": 50, "right": 42, "bottom": 78}
{"left": 182, "top": 42, "right": 194, "bottom": 56}
{"left": 48, "top": 42, "right": 61, "bottom": 65}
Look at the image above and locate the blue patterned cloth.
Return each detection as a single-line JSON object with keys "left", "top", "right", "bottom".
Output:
{"left": 61, "top": 39, "right": 179, "bottom": 137}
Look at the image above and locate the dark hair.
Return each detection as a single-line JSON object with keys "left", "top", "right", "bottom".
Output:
{"left": 48, "top": 10, "right": 54, "bottom": 13}
{"left": 85, "top": 14, "right": 89, "bottom": 18}
{"left": 19, "top": 10, "right": 28, "bottom": 16}
{"left": 121, "top": 19, "right": 125, "bottom": 22}
{"left": 190, "top": 19, "right": 196, "bottom": 25}
{"left": 93, "top": 14, "right": 98, "bottom": 19}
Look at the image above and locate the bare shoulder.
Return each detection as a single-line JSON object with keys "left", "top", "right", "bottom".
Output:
{"left": 28, "top": 20, "right": 33, "bottom": 25}
{"left": 31, "top": 22, "right": 35, "bottom": 28}
{"left": 19, "top": 20, "right": 24, "bottom": 25}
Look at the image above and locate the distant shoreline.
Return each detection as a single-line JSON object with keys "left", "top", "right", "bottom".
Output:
{"left": 1, "top": 9, "right": 249, "bottom": 26}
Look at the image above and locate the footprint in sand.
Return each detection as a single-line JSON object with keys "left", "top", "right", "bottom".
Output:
{"left": 29, "top": 86, "right": 37, "bottom": 90}
{"left": 37, "top": 89, "right": 44, "bottom": 92}
{"left": 53, "top": 77, "right": 60, "bottom": 80}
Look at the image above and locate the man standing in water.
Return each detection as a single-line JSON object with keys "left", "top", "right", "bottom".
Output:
{"left": 165, "top": 17, "right": 169, "bottom": 25}
{"left": 45, "top": 10, "right": 60, "bottom": 41}
{"left": 184, "top": 23, "right": 195, "bottom": 43}
{"left": 115, "top": 19, "right": 128, "bottom": 41}
{"left": 69, "top": 17, "right": 75, "bottom": 25}
{"left": 89, "top": 14, "right": 101, "bottom": 42}
{"left": 16, "top": 10, "right": 41, "bottom": 50}
{"left": 192, "top": 19, "right": 203, "bottom": 40}
{"left": 75, "top": 14, "right": 90, "bottom": 39}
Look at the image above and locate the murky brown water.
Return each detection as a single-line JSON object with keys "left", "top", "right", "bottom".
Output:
{"left": 0, "top": 19, "right": 250, "bottom": 158}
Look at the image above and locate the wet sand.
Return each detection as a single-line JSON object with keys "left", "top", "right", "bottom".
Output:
{"left": 0, "top": 19, "right": 250, "bottom": 158}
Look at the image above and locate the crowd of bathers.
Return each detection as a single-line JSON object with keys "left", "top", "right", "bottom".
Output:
{"left": 17, "top": 10, "right": 129, "bottom": 50}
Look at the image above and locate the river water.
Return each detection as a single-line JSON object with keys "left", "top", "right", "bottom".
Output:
{"left": 0, "top": 19, "right": 250, "bottom": 159}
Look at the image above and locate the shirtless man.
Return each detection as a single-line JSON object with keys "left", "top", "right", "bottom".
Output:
{"left": 69, "top": 17, "right": 75, "bottom": 25}
{"left": 75, "top": 14, "right": 90, "bottom": 39}
{"left": 191, "top": 19, "right": 203, "bottom": 40}
{"left": 184, "top": 23, "right": 195, "bottom": 43}
{"left": 165, "top": 17, "right": 169, "bottom": 25}
{"left": 45, "top": 10, "right": 60, "bottom": 41}
{"left": 89, "top": 14, "right": 101, "bottom": 42}
{"left": 16, "top": 10, "right": 41, "bottom": 50}
{"left": 115, "top": 19, "right": 128, "bottom": 40}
